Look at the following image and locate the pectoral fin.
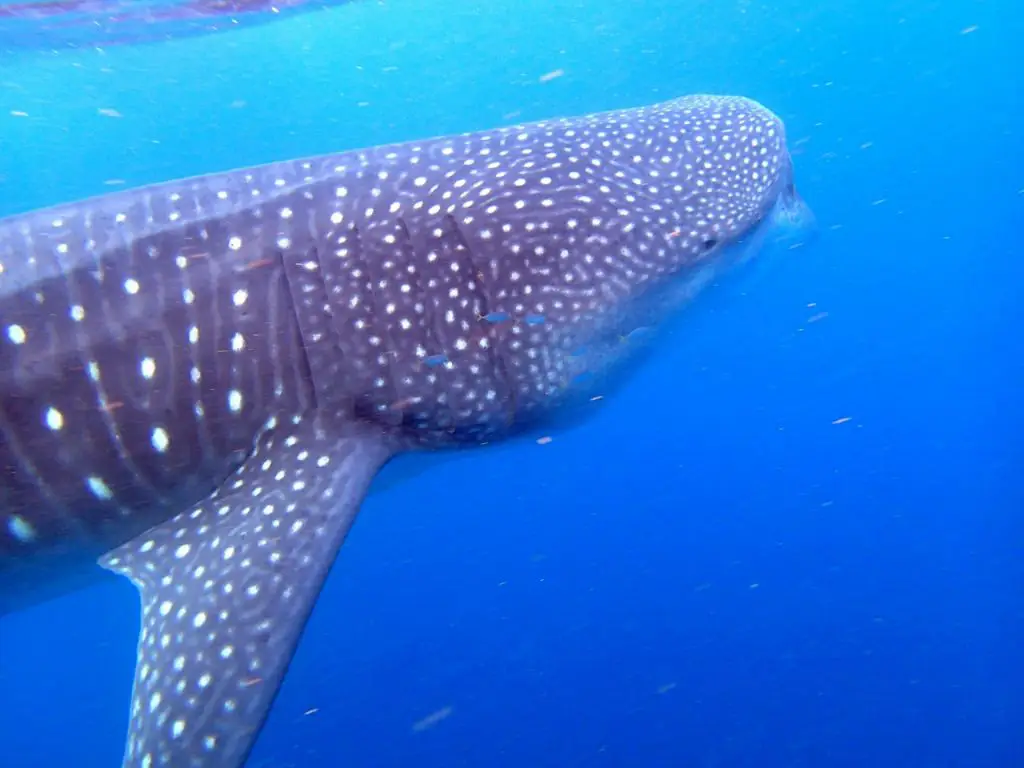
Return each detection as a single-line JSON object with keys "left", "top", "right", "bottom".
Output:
{"left": 99, "top": 415, "right": 393, "bottom": 768}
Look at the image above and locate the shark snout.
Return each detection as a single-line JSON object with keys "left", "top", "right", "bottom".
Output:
{"left": 770, "top": 178, "right": 818, "bottom": 247}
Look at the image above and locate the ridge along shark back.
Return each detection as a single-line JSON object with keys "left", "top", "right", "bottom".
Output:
{"left": 0, "top": 94, "right": 814, "bottom": 767}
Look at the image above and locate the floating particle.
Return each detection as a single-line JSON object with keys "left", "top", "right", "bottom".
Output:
{"left": 807, "top": 312, "right": 829, "bottom": 323}
{"left": 832, "top": 417, "right": 852, "bottom": 425}
{"left": 412, "top": 705, "right": 453, "bottom": 732}
{"left": 539, "top": 69, "right": 565, "bottom": 82}
{"left": 10, "top": 110, "right": 28, "bottom": 117}
{"left": 536, "top": 436, "right": 553, "bottom": 445}
{"left": 961, "top": 25, "right": 979, "bottom": 35}
{"left": 97, "top": 108, "right": 122, "bottom": 118}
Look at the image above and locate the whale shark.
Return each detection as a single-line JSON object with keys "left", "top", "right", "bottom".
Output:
{"left": 0, "top": 93, "right": 812, "bottom": 767}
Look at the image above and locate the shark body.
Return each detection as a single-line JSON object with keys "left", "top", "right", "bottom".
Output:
{"left": 0, "top": 94, "right": 811, "bottom": 767}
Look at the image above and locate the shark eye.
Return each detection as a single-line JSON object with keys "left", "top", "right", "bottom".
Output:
{"left": 702, "top": 238, "right": 718, "bottom": 250}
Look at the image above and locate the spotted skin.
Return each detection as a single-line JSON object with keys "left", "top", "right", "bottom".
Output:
{"left": 103, "top": 414, "right": 393, "bottom": 768}
{"left": 0, "top": 94, "right": 810, "bottom": 767}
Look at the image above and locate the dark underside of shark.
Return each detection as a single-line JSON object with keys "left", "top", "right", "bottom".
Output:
{"left": 0, "top": 94, "right": 812, "bottom": 767}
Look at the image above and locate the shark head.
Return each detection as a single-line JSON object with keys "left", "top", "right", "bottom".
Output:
{"left": 504, "top": 94, "right": 815, "bottom": 407}
{"left": 611, "top": 94, "right": 816, "bottom": 290}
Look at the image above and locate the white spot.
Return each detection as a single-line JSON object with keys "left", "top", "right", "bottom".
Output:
{"left": 44, "top": 406, "right": 64, "bottom": 431}
{"left": 86, "top": 475, "right": 113, "bottom": 500}
{"left": 193, "top": 611, "right": 207, "bottom": 628}
{"left": 232, "top": 289, "right": 248, "bottom": 307}
{"left": 7, "top": 515, "right": 36, "bottom": 543}
{"left": 229, "top": 236, "right": 243, "bottom": 250}
{"left": 7, "top": 325, "right": 26, "bottom": 345}
{"left": 231, "top": 332, "right": 245, "bottom": 352}
{"left": 70, "top": 305, "right": 85, "bottom": 322}
{"left": 123, "top": 278, "right": 140, "bottom": 295}
{"left": 151, "top": 427, "right": 170, "bottom": 453}
{"left": 175, "top": 544, "right": 191, "bottom": 558}
{"left": 172, "top": 719, "right": 186, "bottom": 738}
{"left": 140, "top": 357, "right": 156, "bottom": 379}
{"left": 228, "top": 390, "right": 243, "bottom": 413}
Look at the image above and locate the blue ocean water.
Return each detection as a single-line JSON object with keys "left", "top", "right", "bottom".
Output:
{"left": 0, "top": 0, "right": 1021, "bottom": 766}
